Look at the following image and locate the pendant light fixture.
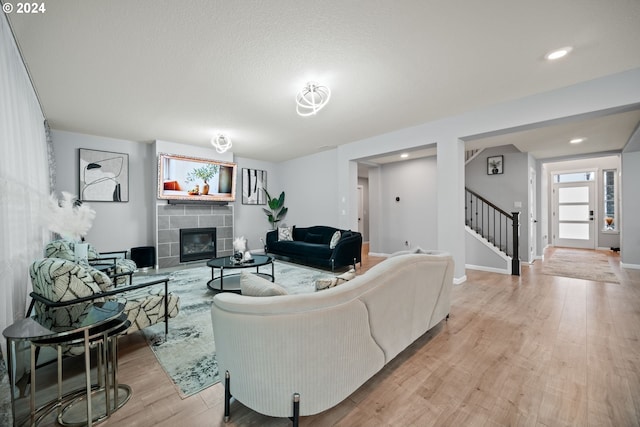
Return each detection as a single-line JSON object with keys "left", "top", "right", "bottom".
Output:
{"left": 296, "top": 82, "right": 331, "bottom": 116}
{"left": 211, "top": 133, "right": 232, "bottom": 153}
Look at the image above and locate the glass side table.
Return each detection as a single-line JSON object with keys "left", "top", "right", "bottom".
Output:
{"left": 3, "top": 301, "right": 131, "bottom": 427}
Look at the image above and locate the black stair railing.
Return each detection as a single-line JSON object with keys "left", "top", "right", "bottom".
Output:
{"left": 465, "top": 187, "right": 520, "bottom": 276}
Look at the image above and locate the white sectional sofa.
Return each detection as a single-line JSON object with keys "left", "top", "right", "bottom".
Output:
{"left": 210, "top": 251, "right": 454, "bottom": 425}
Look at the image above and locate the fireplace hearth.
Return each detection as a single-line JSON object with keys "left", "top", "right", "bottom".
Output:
{"left": 180, "top": 227, "right": 217, "bottom": 262}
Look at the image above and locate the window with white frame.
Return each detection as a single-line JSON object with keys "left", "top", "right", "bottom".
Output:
{"left": 603, "top": 169, "right": 616, "bottom": 231}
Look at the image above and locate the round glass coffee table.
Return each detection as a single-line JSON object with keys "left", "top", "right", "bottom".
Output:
{"left": 206, "top": 255, "right": 274, "bottom": 292}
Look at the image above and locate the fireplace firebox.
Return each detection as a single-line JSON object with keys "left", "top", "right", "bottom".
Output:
{"left": 180, "top": 228, "right": 217, "bottom": 262}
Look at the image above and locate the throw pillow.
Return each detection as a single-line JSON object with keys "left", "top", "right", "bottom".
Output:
{"left": 329, "top": 230, "right": 341, "bottom": 249}
{"left": 278, "top": 226, "right": 294, "bottom": 241}
{"left": 240, "top": 271, "right": 287, "bottom": 297}
{"left": 337, "top": 268, "right": 357, "bottom": 281}
{"left": 304, "top": 233, "right": 323, "bottom": 244}
{"left": 240, "top": 271, "right": 288, "bottom": 296}
{"left": 89, "top": 267, "right": 113, "bottom": 292}
{"left": 315, "top": 268, "right": 356, "bottom": 290}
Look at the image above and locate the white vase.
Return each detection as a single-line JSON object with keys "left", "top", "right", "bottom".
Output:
{"left": 74, "top": 242, "right": 89, "bottom": 263}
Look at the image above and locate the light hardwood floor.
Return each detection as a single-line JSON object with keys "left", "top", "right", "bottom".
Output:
{"left": 39, "top": 247, "right": 640, "bottom": 426}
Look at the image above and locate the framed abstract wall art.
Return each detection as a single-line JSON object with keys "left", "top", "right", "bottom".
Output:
{"left": 79, "top": 148, "right": 129, "bottom": 202}
{"left": 242, "top": 168, "right": 267, "bottom": 205}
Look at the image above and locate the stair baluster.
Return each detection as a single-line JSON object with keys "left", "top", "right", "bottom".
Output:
{"left": 465, "top": 188, "right": 520, "bottom": 276}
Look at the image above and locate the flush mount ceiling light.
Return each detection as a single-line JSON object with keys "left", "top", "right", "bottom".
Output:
{"left": 545, "top": 46, "right": 573, "bottom": 60}
{"left": 570, "top": 137, "right": 585, "bottom": 144}
{"left": 296, "top": 82, "right": 331, "bottom": 117}
{"left": 211, "top": 133, "right": 232, "bottom": 153}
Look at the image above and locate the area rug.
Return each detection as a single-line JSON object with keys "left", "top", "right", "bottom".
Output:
{"left": 541, "top": 248, "right": 619, "bottom": 284}
{"left": 139, "top": 261, "right": 336, "bottom": 398}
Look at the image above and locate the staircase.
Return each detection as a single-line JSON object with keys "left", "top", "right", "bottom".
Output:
{"left": 465, "top": 187, "right": 520, "bottom": 275}
{"left": 465, "top": 148, "right": 483, "bottom": 164}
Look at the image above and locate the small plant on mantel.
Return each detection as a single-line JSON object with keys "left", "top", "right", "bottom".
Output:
{"left": 186, "top": 164, "right": 219, "bottom": 195}
{"left": 262, "top": 189, "right": 288, "bottom": 229}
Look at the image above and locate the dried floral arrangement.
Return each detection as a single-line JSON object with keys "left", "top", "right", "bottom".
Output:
{"left": 46, "top": 191, "right": 96, "bottom": 241}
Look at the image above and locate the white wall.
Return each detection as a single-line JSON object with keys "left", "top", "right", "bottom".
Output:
{"left": 278, "top": 149, "right": 339, "bottom": 229}
{"left": 357, "top": 176, "right": 370, "bottom": 242}
{"left": 378, "top": 156, "right": 438, "bottom": 253}
{"left": 466, "top": 231, "right": 510, "bottom": 273}
{"left": 52, "top": 130, "right": 154, "bottom": 252}
{"left": 234, "top": 156, "right": 280, "bottom": 252}
{"left": 621, "top": 151, "right": 640, "bottom": 268}
{"left": 465, "top": 145, "right": 529, "bottom": 261}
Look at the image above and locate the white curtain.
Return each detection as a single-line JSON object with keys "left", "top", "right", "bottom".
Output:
{"left": 0, "top": 14, "right": 50, "bottom": 359}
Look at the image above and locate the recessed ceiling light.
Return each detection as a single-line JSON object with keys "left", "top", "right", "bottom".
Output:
{"left": 570, "top": 138, "right": 584, "bottom": 144}
{"left": 400, "top": 153, "right": 409, "bottom": 158}
{"left": 545, "top": 47, "right": 573, "bottom": 61}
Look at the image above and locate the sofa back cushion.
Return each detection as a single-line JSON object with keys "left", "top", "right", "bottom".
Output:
{"left": 303, "top": 233, "right": 324, "bottom": 244}
{"left": 293, "top": 226, "right": 342, "bottom": 244}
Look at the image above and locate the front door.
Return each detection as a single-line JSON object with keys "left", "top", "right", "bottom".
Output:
{"left": 553, "top": 180, "right": 595, "bottom": 249}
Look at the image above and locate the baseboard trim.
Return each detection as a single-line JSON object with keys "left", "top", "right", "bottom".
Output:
{"left": 368, "top": 252, "right": 388, "bottom": 257}
{"left": 453, "top": 275, "right": 467, "bottom": 285}
{"left": 620, "top": 262, "right": 640, "bottom": 270}
{"left": 465, "top": 264, "right": 511, "bottom": 275}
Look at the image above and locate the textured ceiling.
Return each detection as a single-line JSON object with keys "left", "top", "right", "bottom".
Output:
{"left": 5, "top": 0, "right": 640, "bottom": 162}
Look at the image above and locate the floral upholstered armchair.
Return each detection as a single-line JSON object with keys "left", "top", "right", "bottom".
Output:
{"left": 45, "top": 239, "right": 137, "bottom": 285}
{"left": 29, "top": 257, "right": 179, "bottom": 354}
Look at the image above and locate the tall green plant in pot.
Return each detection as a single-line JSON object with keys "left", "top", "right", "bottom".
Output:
{"left": 262, "top": 189, "right": 288, "bottom": 229}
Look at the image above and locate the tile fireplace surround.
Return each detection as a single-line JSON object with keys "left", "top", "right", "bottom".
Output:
{"left": 156, "top": 203, "right": 234, "bottom": 268}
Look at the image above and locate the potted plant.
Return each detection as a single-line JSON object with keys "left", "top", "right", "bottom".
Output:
{"left": 605, "top": 217, "right": 614, "bottom": 229}
{"left": 262, "top": 189, "right": 288, "bottom": 229}
{"left": 186, "top": 164, "right": 219, "bottom": 195}
{"left": 489, "top": 158, "right": 501, "bottom": 174}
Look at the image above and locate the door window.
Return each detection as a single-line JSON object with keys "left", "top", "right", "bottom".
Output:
{"left": 553, "top": 173, "right": 595, "bottom": 249}
{"left": 603, "top": 169, "right": 616, "bottom": 231}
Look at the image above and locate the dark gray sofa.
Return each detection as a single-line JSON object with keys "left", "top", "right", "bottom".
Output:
{"left": 266, "top": 225, "right": 362, "bottom": 270}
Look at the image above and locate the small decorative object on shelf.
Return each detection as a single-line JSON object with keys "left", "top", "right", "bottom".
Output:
{"left": 232, "top": 236, "right": 249, "bottom": 264}
{"left": 188, "top": 184, "right": 200, "bottom": 195}
{"left": 232, "top": 251, "right": 244, "bottom": 264}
